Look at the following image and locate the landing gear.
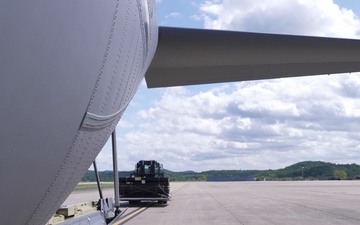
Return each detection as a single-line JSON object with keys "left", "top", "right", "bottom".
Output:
{"left": 93, "top": 130, "right": 123, "bottom": 224}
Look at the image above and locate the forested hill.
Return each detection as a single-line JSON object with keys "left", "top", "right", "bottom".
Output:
{"left": 81, "top": 161, "right": 360, "bottom": 182}
{"left": 255, "top": 161, "right": 360, "bottom": 180}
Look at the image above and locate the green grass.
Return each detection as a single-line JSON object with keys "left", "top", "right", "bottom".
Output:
{"left": 75, "top": 183, "right": 114, "bottom": 190}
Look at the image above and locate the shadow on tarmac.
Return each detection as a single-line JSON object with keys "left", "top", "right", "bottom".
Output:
{"left": 120, "top": 201, "right": 169, "bottom": 208}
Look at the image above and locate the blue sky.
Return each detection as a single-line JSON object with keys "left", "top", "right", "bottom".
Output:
{"left": 156, "top": 0, "right": 204, "bottom": 28}
{"left": 96, "top": 0, "right": 360, "bottom": 172}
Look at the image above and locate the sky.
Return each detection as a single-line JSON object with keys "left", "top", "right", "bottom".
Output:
{"left": 95, "top": 0, "right": 360, "bottom": 172}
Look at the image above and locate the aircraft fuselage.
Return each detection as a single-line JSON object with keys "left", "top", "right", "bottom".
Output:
{"left": 0, "top": 1, "right": 157, "bottom": 224}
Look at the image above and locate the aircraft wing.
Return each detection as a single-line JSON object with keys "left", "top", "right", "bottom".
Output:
{"left": 145, "top": 27, "right": 360, "bottom": 88}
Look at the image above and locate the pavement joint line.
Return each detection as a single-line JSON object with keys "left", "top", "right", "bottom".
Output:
{"left": 199, "top": 184, "right": 246, "bottom": 225}
{"left": 248, "top": 192, "right": 360, "bottom": 222}
{"left": 170, "top": 182, "right": 189, "bottom": 196}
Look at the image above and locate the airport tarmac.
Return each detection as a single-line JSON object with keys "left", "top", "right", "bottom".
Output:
{"left": 63, "top": 181, "right": 360, "bottom": 225}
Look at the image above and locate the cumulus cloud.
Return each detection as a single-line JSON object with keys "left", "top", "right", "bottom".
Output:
{"left": 198, "top": 0, "right": 360, "bottom": 38}
{"left": 165, "top": 12, "right": 182, "bottom": 19}
{"left": 99, "top": 1, "right": 360, "bottom": 172}
{"left": 118, "top": 75, "right": 360, "bottom": 171}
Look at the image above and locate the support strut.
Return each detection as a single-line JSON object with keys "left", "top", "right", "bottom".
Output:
{"left": 93, "top": 160, "right": 103, "bottom": 200}
{"left": 112, "top": 130, "right": 121, "bottom": 215}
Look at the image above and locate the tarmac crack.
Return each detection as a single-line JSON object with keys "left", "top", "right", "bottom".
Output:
{"left": 170, "top": 182, "right": 189, "bottom": 196}
{"left": 199, "top": 184, "right": 246, "bottom": 225}
{"left": 248, "top": 192, "right": 360, "bottom": 222}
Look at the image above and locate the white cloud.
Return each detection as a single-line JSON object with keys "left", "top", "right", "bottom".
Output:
{"left": 117, "top": 74, "right": 360, "bottom": 171}
{"left": 99, "top": 1, "right": 360, "bottom": 172}
{"left": 198, "top": 0, "right": 360, "bottom": 38}
{"left": 165, "top": 12, "right": 182, "bottom": 19}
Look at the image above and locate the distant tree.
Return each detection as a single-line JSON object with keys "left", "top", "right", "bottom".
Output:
{"left": 81, "top": 161, "right": 360, "bottom": 182}
{"left": 293, "top": 176, "right": 303, "bottom": 181}
{"left": 334, "top": 170, "right": 347, "bottom": 180}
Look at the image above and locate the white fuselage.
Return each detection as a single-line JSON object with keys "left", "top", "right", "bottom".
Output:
{"left": 0, "top": 1, "right": 158, "bottom": 224}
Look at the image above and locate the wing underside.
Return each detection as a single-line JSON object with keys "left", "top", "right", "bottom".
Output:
{"left": 146, "top": 27, "right": 360, "bottom": 88}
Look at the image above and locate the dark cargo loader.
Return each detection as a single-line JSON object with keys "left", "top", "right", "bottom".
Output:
{"left": 119, "top": 160, "right": 170, "bottom": 204}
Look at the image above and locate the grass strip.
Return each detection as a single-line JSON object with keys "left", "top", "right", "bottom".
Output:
{"left": 75, "top": 183, "right": 114, "bottom": 190}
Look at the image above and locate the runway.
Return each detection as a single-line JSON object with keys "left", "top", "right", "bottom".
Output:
{"left": 62, "top": 181, "right": 360, "bottom": 225}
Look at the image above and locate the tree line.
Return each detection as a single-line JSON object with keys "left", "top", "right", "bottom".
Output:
{"left": 81, "top": 161, "right": 360, "bottom": 182}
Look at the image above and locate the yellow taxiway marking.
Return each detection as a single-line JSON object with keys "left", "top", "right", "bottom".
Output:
{"left": 112, "top": 206, "right": 150, "bottom": 225}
